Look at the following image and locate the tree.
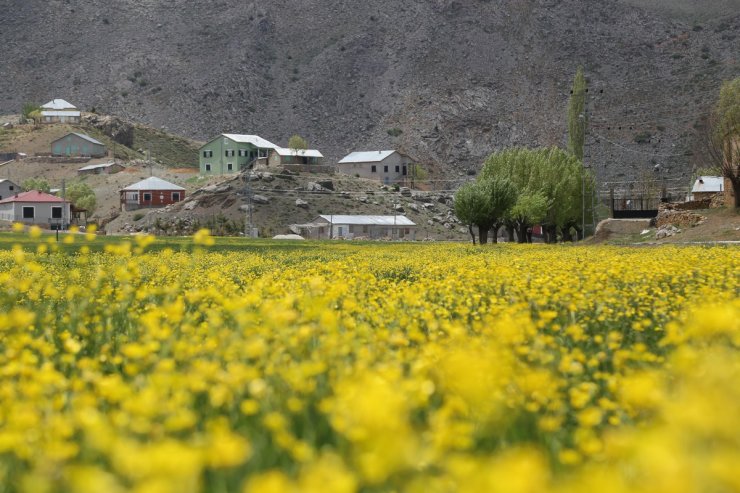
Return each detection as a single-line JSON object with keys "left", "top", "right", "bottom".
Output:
{"left": 711, "top": 78, "right": 740, "bottom": 208}
{"left": 21, "top": 102, "right": 41, "bottom": 123}
{"left": 66, "top": 182, "right": 97, "bottom": 215}
{"left": 454, "top": 178, "right": 516, "bottom": 244}
{"left": 22, "top": 178, "right": 51, "bottom": 193}
{"left": 568, "top": 66, "right": 587, "bottom": 161}
{"left": 509, "top": 191, "right": 549, "bottom": 243}
{"left": 288, "top": 135, "right": 308, "bottom": 154}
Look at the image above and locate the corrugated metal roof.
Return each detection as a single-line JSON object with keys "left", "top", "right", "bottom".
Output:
{"left": 54, "top": 132, "right": 104, "bottom": 145}
{"left": 41, "top": 99, "right": 77, "bottom": 110}
{"left": 121, "top": 177, "right": 185, "bottom": 192}
{"left": 318, "top": 215, "right": 415, "bottom": 226}
{"left": 691, "top": 176, "right": 724, "bottom": 193}
{"left": 78, "top": 162, "right": 119, "bottom": 171}
{"left": 338, "top": 150, "right": 396, "bottom": 164}
{"left": 221, "top": 134, "right": 278, "bottom": 149}
{"left": 41, "top": 110, "right": 81, "bottom": 117}
{"left": 0, "top": 190, "right": 69, "bottom": 204}
{"left": 274, "top": 147, "right": 324, "bottom": 158}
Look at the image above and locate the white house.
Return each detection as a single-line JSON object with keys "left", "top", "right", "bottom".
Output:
{"left": 293, "top": 215, "right": 416, "bottom": 240}
{"left": 337, "top": 150, "right": 415, "bottom": 184}
{"left": 0, "top": 190, "right": 71, "bottom": 228}
{"left": 40, "top": 99, "right": 81, "bottom": 124}
{"left": 0, "top": 179, "right": 22, "bottom": 201}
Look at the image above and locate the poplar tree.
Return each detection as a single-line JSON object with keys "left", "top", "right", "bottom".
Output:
{"left": 568, "top": 66, "right": 587, "bottom": 160}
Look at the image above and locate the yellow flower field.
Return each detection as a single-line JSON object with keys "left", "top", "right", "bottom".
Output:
{"left": 0, "top": 231, "right": 738, "bottom": 493}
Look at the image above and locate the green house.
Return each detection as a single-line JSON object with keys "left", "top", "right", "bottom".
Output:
{"left": 199, "top": 134, "right": 278, "bottom": 175}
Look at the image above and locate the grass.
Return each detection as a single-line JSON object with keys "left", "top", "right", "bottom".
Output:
{"left": 132, "top": 125, "right": 202, "bottom": 168}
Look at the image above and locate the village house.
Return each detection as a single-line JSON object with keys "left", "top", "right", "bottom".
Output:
{"left": 337, "top": 150, "right": 415, "bottom": 184}
{"left": 40, "top": 99, "right": 81, "bottom": 124}
{"left": 51, "top": 132, "right": 107, "bottom": 157}
{"left": 0, "top": 190, "right": 71, "bottom": 228}
{"left": 78, "top": 162, "right": 124, "bottom": 176}
{"left": 120, "top": 177, "right": 185, "bottom": 211}
{"left": 0, "top": 179, "right": 22, "bottom": 201}
{"left": 690, "top": 176, "right": 724, "bottom": 201}
{"left": 268, "top": 147, "right": 325, "bottom": 166}
{"left": 293, "top": 215, "right": 416, "bottom": 240}
{"left": 199, "top": 134, "right": 278, "bottom": 175}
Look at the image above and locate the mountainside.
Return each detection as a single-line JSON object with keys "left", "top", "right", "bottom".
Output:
{"left": 2, "top": 0, "right": 739, "bottom": 190}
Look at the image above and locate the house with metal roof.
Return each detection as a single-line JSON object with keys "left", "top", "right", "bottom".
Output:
{"left": 293, "top": 214, "right": 416, "bottom": 240}
{"left": 51, "top": 132, "right": 107, "bottom": 157}
{"left": 120, "top": 177, "right": 186, "bottom": 211}
{"left": 199, "top": 134, "right": 278, "bottom": 175}
{"left": 40, "top": 99, "right": 81, "bottom": 124}
{"left": 0, "top": 179, "right": 22, "bottom": 201}
{"left": 690, "top": 176, "right": 724, "bottom": 201}
{"left": 0, "top": 190, "right": 71, "bottom": 228}
{"left": 78, "top": 162, "right": 124, "bottom": 175}
{"left": 268, "top": 147, "right": 325, "bottom": 166}
{"left": 337, "top": 150, "right": 415, "bottom": 184}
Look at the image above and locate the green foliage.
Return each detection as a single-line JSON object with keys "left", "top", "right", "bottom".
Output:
{"left": 411, "top": 164, "right": 428, "bottom": 181}
{"left": 634, "top": 132, "right": 652, "bottom": 144}
{"left": 567, "top": 66, "right": 587, "bottom": 160}
{"left": 66, "top": 182, "right": 97, "bottom": 214}
{"left": 387, "top": 128, "right": 403, "bottom": 137}
{"left": 510, "top": 191, "right": 549, "bottom": 226}
{"left": 716, "top": 77, "right": 740, "bottom": 139}
{"left": 288, "top": 135, "right": 308, "bottom": 152}
{"left": 22, "top": 178, "right": 51, "bottom": 193}
{"left": 21, "top": 102, "right": 41, "bottom": 120}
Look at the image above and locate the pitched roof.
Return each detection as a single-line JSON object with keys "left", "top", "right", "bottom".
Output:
{"left": 338, "top": 150, "right": 397, "bottom": 164}
{"left": 120, "top": 176, "right": 185, "bottom": 192}
{"left": 220, "top": 134, "right": 278, "bottom": 149}
{"left": 54, "top": 132, "right": 104, "bottom": 145}
{"left": 0, "top": 190, "right": 69, "bottom": 204}
{"left": 78, "top": 162, "right": 120, "bottom": 171}
{"left": 691, "top": 176, "right": 724, "bottom": 193}
{"left": 317, "top": 215, "right": 415, "bottom": 226}
{"left": 274, "top": 147, "right": 324, "bottom": 158}
{"left": 41, "top": 99, "right": 78, "bottom": 110}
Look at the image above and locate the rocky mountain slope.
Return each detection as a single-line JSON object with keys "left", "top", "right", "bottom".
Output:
{"left": 1, "top": 0, "right": 738, "bottom": 190}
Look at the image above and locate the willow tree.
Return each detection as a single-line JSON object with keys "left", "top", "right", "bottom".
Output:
{"left": 454, "top": 177, "right": 516, "bottom": 244}
{"left": 568, "top": 66, "right": 587, "bottom": 161}
{"left": 714, "top": 78, "right": 740, "bottom": 207}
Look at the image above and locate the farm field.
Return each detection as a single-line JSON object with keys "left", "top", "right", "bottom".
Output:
{"left": 0, "top": 230, "right": 738, "bottom": 493}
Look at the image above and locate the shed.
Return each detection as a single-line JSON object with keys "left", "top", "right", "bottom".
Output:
{"left": 52, "top": 133, "right": 107, "bottom": 157}
{"left": 0, "top": 179, "right": 22, "bottom": 201}
{"left": 78, "top": 162, "right": 124, "bottom": 175}
{"left": 40, "top": 99, "right": 81, "bottom": 124}
{"left": 337, "top": 150, "right": 415, "bottom": 184}
{"left": 268, "top": 147, "right": 325, "bottom": 166}
{"left": 691, "top": 176, "right": 724, "bottom": 201}
{"left": 294, "top": 214, "right": 416, "bottom": 240}
{"left": 0, "top": 190, "right": 71, "bottom": 228}
{"left": 120, "top": 177, "right": 186, "bottom": 211}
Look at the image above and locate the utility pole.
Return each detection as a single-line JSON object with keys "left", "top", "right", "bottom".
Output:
{"left": 580, "top": 84, "right": 589, "bottom": 240}
{"left": 61, "top": 179, "right": 67, "bottom": 231}
{"left": 244, "top": 162, "right": 254, "bottom": 238}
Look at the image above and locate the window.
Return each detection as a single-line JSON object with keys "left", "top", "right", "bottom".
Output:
{"left": 173, "top": 192, "right": 181, "bottom": 201}
{"left": 203, "top": 150, "right": 213, "bottom": 158}
{"left": 8, "top": 186, "right": 13, "bottom": 191}
{"left": 402, "top": 165, "right": 407, "bottom": 176}
{"left": 205, "top": 164, "right": 212, "bottom": 171}
{"left": 384, "top": 165, "right": 389, "bottom": 173}
{"left": 22, "top": 206, "right": 34, "bottom": 219}
{"left": 225, "top": 149, "right": 234, "bottom": 157}
{"left": 143, "top": 193, "right": 152, "bottom": 202}
{"left": 51, "top": 206, "right": 63, "bottom": 219}
{"left": 227, "top": 163, "right": 233, "bottom": 171}
{"left": 395, "top": 166, "right": 400, "bottom": 173}
{"left": 371, "top": 165, "right": 377, "bottom": 173}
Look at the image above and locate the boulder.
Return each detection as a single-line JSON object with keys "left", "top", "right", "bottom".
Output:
{"left": 295, "top": 199, "right": 309, "bottom": 209}
{"left": 400, "top": 187, "right": 412, "bottom": 197}
{"left": 306, "top": 182, "right": 329, "bottom": 193}
{"left": 317, "top": 179, "right": 334, "bottom": 190}
{"left": 259, "top": 172, "right": 275, "bottom": 182}
{"left": 252, "top": 195, "right": 269, "bottom": 204}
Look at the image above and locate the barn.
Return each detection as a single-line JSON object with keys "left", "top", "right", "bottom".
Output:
{"left": 51, "top": 133, "right": 107, "bottom": 157}
{"left": 120, "top": 177, "right": 186, "bottom": 211}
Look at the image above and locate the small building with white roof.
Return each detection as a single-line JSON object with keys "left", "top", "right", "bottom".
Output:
{"left": 120, "top": 177, "right": 185, "bottom": 211}
{"left": 78, "top": 162, "right": 124, "bottom": 175}
{"left": 690, "top": 176, "right": 724, "bottom": 201}
{"left": 199, "top": 134, "right": 278, "bottom": 175}
{"left": 51, "top": 132, "right": 107, "bottom": 157}
{"left": 293, "top": 214, "right": 416, "bottom": 240}
{"left": 337, "top": 150, "right": 415, "bottom": 184}
{"left": 268, "top": 147, "right": 325, "bottom": 166}
{"left": 40, "top": 99, "right": 81, "bottom": 124}
{"left": 0, "top": 179, "right": 22, "bottom": 201}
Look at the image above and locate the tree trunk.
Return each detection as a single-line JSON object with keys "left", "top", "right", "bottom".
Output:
{"left": 468, "top": 224, "right": 476, "bottom": 245}
{"left": 732, "top": 177, "right": 740, "bottom": 208}
{"left": 479, "top": 226, "right": 490, "bottom": 245}
{"left": 527, "top": 228, "right": 533, "bottom": 243}
{"left": 517, "top": 223, "right": 528, "bottom": 243}
{"left": 491, "top": 225, "right": 499, "bottom": 244}
{"left": 574, "top": 226, "right": 583, "bottom": 241}
{"left": 506, "top": 224, "right": 515, "bottom": 242}
{"left": 562, "top": 225, "right": 573, "bottom": 242}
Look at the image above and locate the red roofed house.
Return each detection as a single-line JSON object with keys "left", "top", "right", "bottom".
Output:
{"left": 120, "top": 176, "right": 186, "bottom": 211}
{"left": 0, "top": 190, "right": 71, "bottom": 228}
